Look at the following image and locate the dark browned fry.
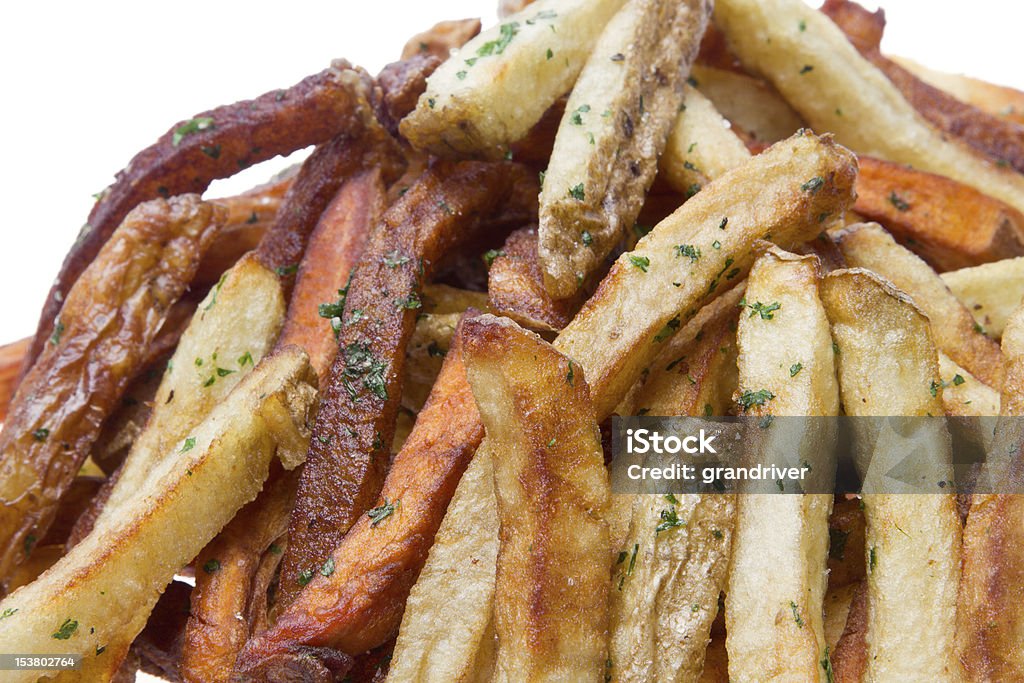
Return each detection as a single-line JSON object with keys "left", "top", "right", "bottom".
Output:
{"left": 39, "top": 475, "right": 103, "bottom": 547}
{"left": 276, "top": 161, "right": 526, "bottom": 609}
{"left": 0, "top": 195, "right": 225, "bottom": 586}
{"left": 488, "top": 227, "right": 585, "bottom": 332}
{"left": 237, "top": 313, "right": 484, "bottom": 667}
{"left": 24, "top": 62, "right": 374, "bottom": 372}
{"left": 276, "top": 169, "right": 387, "bottom": 381}
{"left": 822, "top": 0, "right": 1024, "bottom": 173}
{"left": 181, "top": 468, "right": 298, "bottom": 683}
{"left": 853, "top": 156, "right": 1024, "bottom": 271}
{"left": 132, "top": 580, "right": 193, "bottom": 683}
{"left": 0, "top": 337, "right": 29, "bottom": 422}
{"left": 832, "top": 581, "right": 868, "bottom": 683}
{"left": 400, "top": 18, "right": 481, "bottom": 60}
{"left": 374, "top": 54, "right": 443, "bottom": 137}
{"left": 827, "top": 496, "right": 866, "bottom": 591}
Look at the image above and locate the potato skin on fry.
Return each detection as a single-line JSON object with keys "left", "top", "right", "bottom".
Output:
{"left": 25, "top": 62, "right": 375, "bottom": 372}
{"left": 0, "top": 195, "right": 225, "bottom": 587}
{"left": 462, "top": 315, "right": 610, "bottom": 683}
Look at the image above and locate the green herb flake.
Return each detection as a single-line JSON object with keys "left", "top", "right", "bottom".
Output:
{"left": 368, "top": 497, "right": 400, "bottom": 527}
{"left": 456, "top": 70, "right": 467, "bottom": 80}
{"left": 737, "top": 389, "right": 775, "bottom": 411}
{"left": 96, "top": 645, "right": 107, "bottom": 656}
{"left": 0, "top": 608, "right": 17, "bottom": 620}
{"left": 238, "top": 351, "right": 254, "bottom": 367}
{"left": 719, "top": 217, "right": 728, "bottom": 230}
{"left": 216, "top": 367, "right": 235, "bottom": 377}
{"left": 52, "top": 618, "right": 78, "bottom": 640}
{"left": 674, "top": 244, "right": 701, "bottom": 263}
{"left": 801, "top": 176, "right": 824, "bottom": 193}
{"left": 566, "top": 360, "right": 575, "bottom": 386}
{"left": 321, "top": 558, "right": 336, "bottom": 577}
{"left": 50, "top": 319, "right": 65, "bottom": 345}
{"left": 297, "top": 569, "right": 314, "bottom": 586}
{"left": 581, "top": 229, "right": 593, "bottom": 246}
{"left": 383, "top": 250, "right": 410, "bottom": 268}
{"left": 546, "top": 48, "right": 553, "bottom": 60}
{"left": 172, "top": 116, "right": 214, "bottom": 146}
{"left": 629, "top": 255, "right": 650, "bottom": 272}
{"left": 790, "top": 362, "right": 803, "bottom": 377}
{"left": 568, "top": 183, "right": 585, "bottom": 201}
{"left": 180, "top": 436, "right": 196, "bottom": 453}
{"left": 744, "top": 300, "right": 781, "bottom": 320}
{"left": 799, "top": 19, "right": 807, "bottom": 31}
{"left": 888, "top": 191, "right": 911, "bottom": 211}
{"left": 952, "top": 374, "right": 965, "bottom": 386}
{"left": 342, "top": 342, "right": 389, "bottom": 400}
{"left": 476, "top": 22, "right": 519, "bottom": 57}
{"left": 203, "top": 559, "right": 221, "bottom": 574}
{"left": 655, "top": 506, "right": 685, "bottom": 534}
{"left": 24, "top": 533, "right": 37, "bottom": 556}
{"left": 654, "top": 317, "right": 681, "bottom": 342}
{"left": 869, "top": 546, "right": 877, "bottom": 572}
{"left": 790, "top": 601, "right": 805, "bottom": 627}
{"left": 822, "top": 646, "right": 835, "bottom": 683}
{"left": 32, "top": 427, "right": 50, "bottom": 442}
{"left": 396, "top": 293, "right": 422, "bottom": 310}
{"left": 275, "top": 264, "right": 298, "bottom": 277}
{"left": 483, "top": 249, "right": 505, "bottom": 268}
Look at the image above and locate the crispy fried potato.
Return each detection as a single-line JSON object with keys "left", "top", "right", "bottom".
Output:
{"left": 942, "top": 257, "right": 1024, "bottom": 339}
{"left": 610, "top": 492, "right": 735, "bottom": 682}
{"left": 0, "top": 196, "right": 225, "bottom": 586}
{"left": 554, "top": 131, "right": 857, "bottom": 418}
{"left": 820, "top": 268, "right": 964, "bottom": 681}
{"left": 401, "top": 0, "right": 627, "bottom": 158}
{"left": 851, "top": 156, "right": 1024, "bottom": 272}
{"left": 823, "top": 583, "right": 857, "bottom": 654}
{"left": 834, "top": 222, "right": 1004, "bottom": 388}
{"left": 423, "top": 284, "right": 490, "bottom": 315}
{"left": 827, "top": 497, "right": 866, "bottom": 591}
{"left": 957, "top": 302, "right": 1024, "bottom": 680}
{"left": 623, "top": 286, "right": 742, "bottom": 417}
{"left": 891, "top": 55, "right": 1024, "bottom": 127}
{"left": 237, "top": 314, "right": 485, "bottom": 665}
{"left": 277, "top": 169, "right": 386, "bottom": 381}
{"left": 25, "top": 62, "right": 374, "bottom": 372}
{"left": 537, "top": 0, "right": 711, "bottom": 297}
{"left": 489, "top": 227, "right": 585, "bottom": 332}
{"left": 712, "top": 0, "right": 1024, "bottom": 217}
{"left": 821, "top": 0, "right": 1024, "bottom": 175}
{"left": 0, "top": 336, "right": 29, "bottom": 422}
{"left": 831, "top": 580, "right": 867, "bottom": 683}
{"left": 90, "top": 254, "right": 287, "bottom": 537}
{"left": 0, "top": 347, "right": 317, "bottom": 681}
{"left": 463, "top": 315, "right": 610, "bottom": 682}
{"left": 403, "top": 312, "right": 463, "bottom": 413}
{"left": 938, "top": 353, "right": 1000, "bottom": 419}
{"left": 659, "top": 85, "right": 750, "bottom": 197}
{"left": 279, "top": 161, "right": 526, "bottom": 609}
{"left": 726, "top": 247, "right": 838, "bottom": 683}
{"left": 401, "top": 19, "right": 482, "bottom": 61}
{"left": 386, "top": 443, "right": 499, "bottom": 683}
{"left": 690, "top": 65, "right": 804, "bottom": 143}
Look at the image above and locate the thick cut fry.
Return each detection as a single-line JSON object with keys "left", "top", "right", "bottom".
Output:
{"left": 279, "top": 162, "right": 525, "bottom": 608}
{"left": 237, "top": 314, "right": 485, "bottom": 667}
{"left": 0, "top": 337, "right": 29, "bottom": 422}
{"left": 726, "top": 247, "right": 838, "bottom": 683}
{"left": 401, "top": 0, "right": 627, "bottom": 158}
{"left": 463, "top": 315, "right": 610, "bottom": 682}
{"left": 942, "top": 257, "right": 1024, "bottom": 339}
{"left": 89, "top": 254, "right": 286, "bottom": 538}
{"left": 821, "top": 0, "right": 1024, "bottom": 175}
{"left": 938, "top": 354, "right": 1000, "bottom": 419}
{"left": 835, "top": 222, "right": 1004, "bottom": 388}
{"left": 537, "top": 0, "right": 711, "bottom": 297}
{"left": 25, "top": 63, "right": 374, "bottom": 371}
{"left": 852, "top": 156, "right": 1024, "bottom": 272}
{"left": 891, "top": 56, "right": 1024, "bottom": 127}
{"left": 690, "top": 65, "right": 804, "bottom": 143}
{"left": 820, "top": 268, "right": 964, "bottom": 681}
{"left": 276, "top": 169, "right": 387, "bottom": 381}
{"left": 0, "top": 195, "right": 224, "bottom": 586}
{"left": 375, "top": 55, "right": 443, "bottom": 138}
{"left": 957, "top": 303, "right": 1024, "bottom": 680}
{"left": 386, "top": 443, "right": 499, "bottom": 683}
{"left": 712, "top": 0, "right": 1024, "bottom": 218}
{"left": 554, "top": 131, "right": 857, "bottom": 418}
{"left": 401, "top": 18, "right": 482, "bottom": 61}
{"left": 827, "top": 498, "right": 866, "bottom": 591}
{"left": 659, "top": 84, "right": 751, "bottom": 197}
{"left": 831, "top": 581, "right": 867, "bottom": 683}
{"left": 488, "top": 227, "right": 584, "bottom": 332}
{"left": 0, "top": 347, "right": 317, "bottom": 682}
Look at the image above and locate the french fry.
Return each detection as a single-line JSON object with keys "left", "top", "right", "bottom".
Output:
{"left": 827, "top": 497, "right": 866, "bottom": 592}
{"left": 890, "top": 55, "right": 1024, "bottom": 127}
{"left": 554, "top": 131, "right": 857, "bottom": 418}
{"left": 401, "top": 0, "right": 627, "bottom": 157}
{"left": 712, "top": 0, "right": 1024, "bottom": 218}
{"left": 690, "top": 65, "right": 804, "bottom": 144}
{"left": 851, "top": 156, "right": 1024, "bottom": 272}
{"left": 820, "top": 268, "right": 964, "bottom": 681}
{"left": 957, "top": 302, "right": 1024, "bottom": 680}
{"left": 0, "top": 337, "right": 29, "bottom": 423}
{"left": 0, "top": 196, "right": 225, "bottom": 586}
{"left": 0, "top": 347, "right": 317, "bottom": 681}
{"left": 938, "top": 353, "right": 1000, "bottom": 419}
{"left": 537, "top": 0, "right": 711, "bottom": 297}
{"left": 401, "top": 19, "right": 482, "bottom": 61}
{"left": 834, "top": 222, "right": 1004, "bottom": 388}
{"left": 831, "top": 581, "right": 867, "bottom": 683}
{"left": 462, "top": 315, "right": 610, "bottom": 682}
{"left": 725, "top": 247, "right": 838, "bottom": 683}
{"left": 659, "top": 84, "right": 751, "bottom": 197}
{"left": 942, "top": 257, "right": 1024, "bottom": 339}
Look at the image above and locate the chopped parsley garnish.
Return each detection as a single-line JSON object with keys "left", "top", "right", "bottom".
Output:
{"left": 581, "top": 230, "right": 593, "bottom": 246}
{"left": 674, "top": 244, "right": 701, "bottom": 263}
{"left": 50, "top": 319, "right": 65, "bottom": 345}
{"left": 483, "top": 249, "right": 504, "bottom": 267}
{"left": 172, "top": 116, "right": 214, "bottom": 146}
{"left": 822, "top": 647, "right": 835, "bottom": 683}
{"left": 203, "top": 559, "right": 221, "bottom": 574}
{"left": 799, "top": 19, "right": 807, "bottom": 31}
{"left": 180, "top": 436, "right": 196, "bottom": 453}
{"left": 952, "top": 374, "right": 965, "bottom": 386}
{"left": 546, "top": 48, "right": 553, "bottom": 60}
{"left": 737, "top": 389, "right": 775, "bottom": 411}
{"left": 629, "top": 255, "right": 650, "bottom": 272}
{"left": 686, "top": 183, "right": 702, "bottom": 198}
{"left": 342, "top": 342, "right": 388, "bottom": 400}
{"left": 368, "top": 498, "right": 400, "bottom": 526}
{"left": 274, "top": 264, "right": 298, "bottom": 277}
{"left": 790, "top": 601, "right": 805, "bottom": 627}
{"left": 204, "top": 273, "right": 227, "bottom": 311}
{"left": 654, "top": 317, "right": 680, "bottom": 342}
{"left": 238, "top": 351, "right": 254, "bottom": 367}
{"left": 627, "top": 543, "right": 639, "bottom": 576}
{"left": 566, "top": 360, "right": 575, "bottom": 386}
{"left": 655, "top": 506, "right": 685, "bottom": 533}
{"left": 216, "top": 367, "right": 235, "bottom": 377}
{"left": 476, "top": 22, "right": 519, "bottom": 57}
{"left": 32, "top": 428, "right": 50, "bottom": 442}
{"left": 743, "top": 300, "right": 782, "bottom": 320}
{"left": 790, "top": 363, "right": 803, "bottom": 377}
{"left": 319, "top": 285, "right": 349, "bottom": 339}
{"left": 869, "top": 546, "right": 877, "bottom": 572}
{"left": 568, "top": 183, "right": 585, "bottom": 201}
{"left": 0, "top": 608, "right": 17, "bottom": 620}
{"left": 383, "top": 250, "right": 410, "bottom": 268}
{"left": 396, "top": 293, "right": 422, "bottom": 310}
{"left": 53, "top": 618, "right": 78, "bottom": 640}
{"left": 297, "top": 569, "right": 314, "bottom": 586}
{"left": 321, "top": 558, "right": 336, "bottom": 577}
{"left": 888, "top": 191, "right": 911, "bottom": 211}
{"left": 456, "top": 70, "right": 467, "bottom": 80}
{"left": 719, "top": 217, "right": 729, "bottom": 230}
{"left": 801, "top": 176, "right": 824, "bottom": 193}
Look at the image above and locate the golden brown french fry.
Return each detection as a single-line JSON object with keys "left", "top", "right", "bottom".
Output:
{"left": 554, "top": 131, "right": 857, "bottom": 418}
{"left": 725, "top": 247, "right": 838, "bottom": 683}
{"left": 401, "top": 0, "right": 627, "bottom": 157}
{"left": 690, "top": 64, "right": 805, "bottom": 143}
{"left": 463, "top": 315, "right": 610, "bottom": 682}
{"left": 891, "top": 55, "right": 1024, "bottom": 127}
{"left": 942, "top": 257, "right": 1024, "bottom": 339}
{"left": 834, "top": 222, "right": 1004, "bottom": 389}
{"left": 0, "top": 337, "right": 29, "bottom": 423}
{"left": 831, "top": 581, "right": 867, "bottom": 683}
{"left": 957, "top": 302, "right": 1024, "bottom": 680}
{"left": 401, "top": 18, "right": 482, "bottom": 61}
{"left": 0, "top": 347, "right": 317, "bottom": 681}
{"left": 820, "top": 268, "right": 964, "bottom": 681}
{"left": 713, "top": 0, "right": 1024, "bottom": 217}
{"left": 537, "top": 0, "right": 711, "bottom": 297}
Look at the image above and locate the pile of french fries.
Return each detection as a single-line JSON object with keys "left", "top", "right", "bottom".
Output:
{"left": 1, "top": 0, "right": 1023, "bottom": 680}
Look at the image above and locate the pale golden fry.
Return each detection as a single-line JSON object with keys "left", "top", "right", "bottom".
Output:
{"left": 938, "top": 353, "right": 1000, "bottom": 419}
{"left": 554, "top": 131, "right": 857, "bottom": 418}
{"left": 537, "top": 0, "right": 711, "bottom": 298}
{"left": 0, "top": 347, "right": 316, "bottom": 682}
{"left": 401, "top": 0, "right": 627, "bottom": 157}
{"left": 942, "top": 257, "right": 1024, "bottom": 339}
{"left": 463, "top": 315, "right": 610, "bottom": 683}
{"left": 820, "top": 268, "right": 964, "bottom": 681}
{"left": 835, "top": 222, "right": 1004, "bottom": 389}
{"left": 713, "top": 0, "right": 1024, "bottom": 217}
{"left": 386, "top": 443, "right": 499, "bottom": 683}
{"left": 690, "top": 64, "right": 804, "bottom": 143}
{"left": 726, "top": 247, "right": 838, "bottom": 683}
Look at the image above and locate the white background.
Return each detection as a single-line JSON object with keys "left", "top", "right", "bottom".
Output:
{"left": 2, "top": 0, "right": 1023, "bottom": 346}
